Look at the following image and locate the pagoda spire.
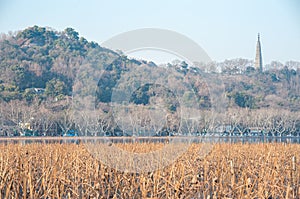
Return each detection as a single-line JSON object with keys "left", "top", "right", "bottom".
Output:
{"left": 255, "top": 33, "right": 263, "bottom": 72}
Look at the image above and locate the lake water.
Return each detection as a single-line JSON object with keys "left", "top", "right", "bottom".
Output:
{"left": 0, "top": 136, "right": 299, "bottom": 144}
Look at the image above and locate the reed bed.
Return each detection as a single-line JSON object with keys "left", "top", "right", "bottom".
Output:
{"left": 0, "top": 142, "right": 299, "bottom": 198}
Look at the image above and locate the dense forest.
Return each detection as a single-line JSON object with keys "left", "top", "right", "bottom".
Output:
{"left": 0, "top": 26, "right": 299, "bottom": 136}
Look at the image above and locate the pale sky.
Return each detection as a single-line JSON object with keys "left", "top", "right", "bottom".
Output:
{"left": 0, "top": 0, "right": 299, "bottom": 64}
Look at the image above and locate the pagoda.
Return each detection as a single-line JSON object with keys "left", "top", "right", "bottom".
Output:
{"left": 255, "top": 33, "right": 263, "bottom": 72}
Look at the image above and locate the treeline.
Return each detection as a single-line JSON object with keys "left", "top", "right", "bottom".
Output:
{"left": 0, "top": 99, "right": 299, "bottom": 136}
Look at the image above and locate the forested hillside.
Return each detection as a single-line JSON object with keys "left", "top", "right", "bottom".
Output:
{"left": 0, "top": 26, "right": 119, "bottom": 101}
{"left": 0, "top": 26, "right": 299, "bottom": 136}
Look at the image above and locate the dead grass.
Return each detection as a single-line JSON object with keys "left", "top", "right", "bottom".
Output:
{"left": 0, "top": 142, "right": 299, "bottom": 198}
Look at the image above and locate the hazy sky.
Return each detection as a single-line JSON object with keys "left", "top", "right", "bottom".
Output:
{"left": 0, "top": 0, "right": 299, "bottom": 64}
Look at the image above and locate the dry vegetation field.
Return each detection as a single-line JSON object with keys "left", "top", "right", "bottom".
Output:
{"left": 0, "top": 142, "right": 299, "bottom": 198}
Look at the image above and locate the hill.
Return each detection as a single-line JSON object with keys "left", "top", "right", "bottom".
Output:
{"left": 0, "top": 26, "right": 299, "bottom": 136}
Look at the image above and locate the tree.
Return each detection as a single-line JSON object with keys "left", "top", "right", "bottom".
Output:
{"left": 64, "top": 28, "right": 79, "bottom": 40}
{"left": 233, "top": 92, "right": 255, "bottom": 108}
{"left": 45, "top": 79, "right": 67, "bottom": 97}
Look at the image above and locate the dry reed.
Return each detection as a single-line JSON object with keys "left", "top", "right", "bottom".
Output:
{"left": 0, "top": 142, "right": 299, "bottom": 198}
